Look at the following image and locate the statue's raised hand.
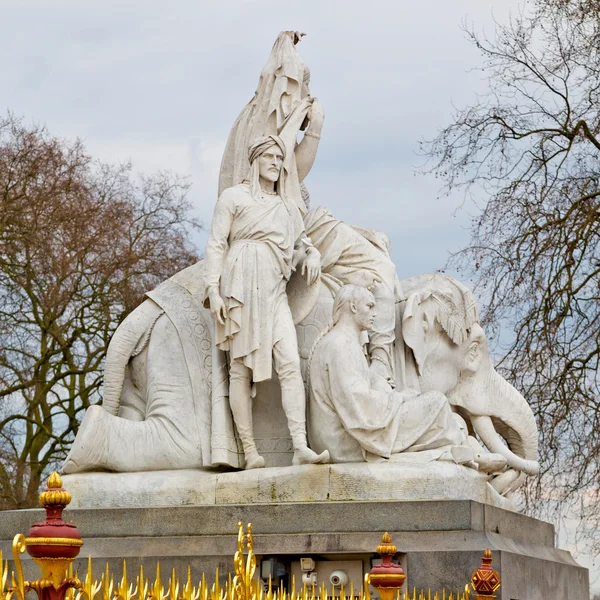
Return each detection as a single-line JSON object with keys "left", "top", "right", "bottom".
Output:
{"left": 208, "top": 289, "right": 227, "bottom": 326}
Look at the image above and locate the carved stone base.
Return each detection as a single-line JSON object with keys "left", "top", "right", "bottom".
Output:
{"left": 0, "top": 500, "right": 588, "bottom": 599}
{"left": 59, "top": 461, "right": 515, "bottom": 510}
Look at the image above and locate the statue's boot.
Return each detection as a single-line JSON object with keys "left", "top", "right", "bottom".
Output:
{"left": 292, "top": 445, "right": 330, "bottom": 466}
{"left": 284, "top": 402, "right": 330, "bottom": 466}
{"left": 274, "top": 329, "right": 330, "bottom": 466}
{"left": 245, "top": 451, "right": 266, "bottom": 470}
{"left": 229, "top": 366, "right": 265, "bottom": 470}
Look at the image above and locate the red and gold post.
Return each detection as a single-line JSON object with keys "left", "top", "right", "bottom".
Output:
{"left": 367, "top": 533, "right": 406, "bottom": 600}
{"left": 10, "top": 472, "right": 83, "bottom": 600}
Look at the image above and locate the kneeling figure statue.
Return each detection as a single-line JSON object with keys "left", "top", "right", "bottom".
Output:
{"left": 307, "top": 284, "right": 507, "bottom": 473}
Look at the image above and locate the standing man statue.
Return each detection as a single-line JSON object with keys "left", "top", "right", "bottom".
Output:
{"left": 204, "top": 135, "right": 330, "bottom": 469}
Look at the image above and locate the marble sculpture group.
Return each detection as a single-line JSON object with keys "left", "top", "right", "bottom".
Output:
{"left": 63, "top": 31, "right": 540, "bottom": 499}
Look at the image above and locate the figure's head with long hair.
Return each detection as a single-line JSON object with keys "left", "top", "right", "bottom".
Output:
{"left": 247, "top": 135, "right": 286, "bottom": 200}
{"left": 332, "top": 284, "right": 376, "bottom": 329}
{"left": 307, "top": 285, "right": 375, "bottom": 384}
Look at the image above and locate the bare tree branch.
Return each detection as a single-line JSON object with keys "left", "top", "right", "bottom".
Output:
{"left": 421, "top": 0, "right": 600, "bottom": 552}
{"left": 0, "top": 114, "right": 201, "bottom": 508}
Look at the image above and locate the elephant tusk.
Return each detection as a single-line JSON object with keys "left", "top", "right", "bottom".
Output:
{"left": 489, "top": 469, "right": 521, "bottom": 495}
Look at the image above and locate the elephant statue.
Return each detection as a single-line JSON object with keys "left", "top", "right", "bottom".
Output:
{"left": 294, "top": 272, "right": 539, "bottom": 496}
{"left": 397, "top": 273, "right": 539, "bottom": 495}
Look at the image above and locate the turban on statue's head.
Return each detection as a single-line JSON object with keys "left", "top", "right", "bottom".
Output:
{"left": 246, "top": 135, "right": 287, "bottom": 201}
{"left": 248, "top": 135, "right": 286, "bottom": 165}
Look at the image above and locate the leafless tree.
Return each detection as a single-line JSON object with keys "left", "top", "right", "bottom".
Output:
{"left": 0, "top": 114, "right": 200, "bottom": 508}
{"left": 422, "top": 0, "right": 600, "bottom": 544}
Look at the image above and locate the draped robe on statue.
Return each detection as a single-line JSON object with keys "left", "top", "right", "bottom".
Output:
{"left": 204, "top": 183, "right": 307, "bottom": 382}
{"left": 308, "top": 327, "right": 468, "bottom": 464}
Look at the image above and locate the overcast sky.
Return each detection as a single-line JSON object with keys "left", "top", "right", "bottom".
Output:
{"left": 1, "top": 0, "right": 521, "bottom": 278}
{"left": 1, "top": 0, "right": 597, "bottom": 589}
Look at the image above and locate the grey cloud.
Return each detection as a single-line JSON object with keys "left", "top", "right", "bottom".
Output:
{"left": 0, "top": 1, "right": 513, "bottom": 281}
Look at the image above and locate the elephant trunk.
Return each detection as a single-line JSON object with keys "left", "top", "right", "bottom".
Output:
{"left": 449, "top": 358, "right": 539, "bottom": 476}
{"left": 102, "top": 337, "right": 133, "bottom": 415}
{"left": 471, "top": 415, "right": 539, "bottom": 475}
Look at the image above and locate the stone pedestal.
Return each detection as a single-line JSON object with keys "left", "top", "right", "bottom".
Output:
{"left": 59, "top": 463, "right": 516, "bottom": 510}
{"left": 0, "top": 498, "right": 588, "bottom": 600}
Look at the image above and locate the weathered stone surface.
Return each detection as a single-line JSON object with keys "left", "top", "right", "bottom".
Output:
{"left": 215, "top": 464, "right": 330, "bottom": 504}
{"left": 62, "top": 462, "right": 515, "bottom": 510}
{"left": 327, "top": 462, "right": 512, "bottom": 508}
{"left": 0, "top": 501, "right": 550, "bottom": 543}
{"left": 63, "top": 469, "right": 217, "bottom": 509}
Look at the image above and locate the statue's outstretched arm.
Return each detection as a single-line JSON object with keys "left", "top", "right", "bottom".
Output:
{"left": 295, "top": 98, "right": 325, "bottom": 182}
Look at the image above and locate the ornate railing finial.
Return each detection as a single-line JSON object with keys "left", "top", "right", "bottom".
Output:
{"left": 470, "top": 549, "right": 500, "bottom": 599}
{"left": 367, "top": 532, "right": 406, "bottom": 600}
{"left": 9, "top": 472, "right": 83, "bottom": 600}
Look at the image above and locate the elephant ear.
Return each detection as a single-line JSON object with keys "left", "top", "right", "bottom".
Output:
{"left": 401, "top": 291, "right": 436, "bottom": 376}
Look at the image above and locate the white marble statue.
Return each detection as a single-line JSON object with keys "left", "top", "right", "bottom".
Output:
{"left": 296, "top": 197, "right": 399, "bottom": 383}
{"left": 219, "top": 30, "right": 322, "bottom": 217}
{"left": 204, "top": 134, "right": 328, "bottom": 469}
{"left": 62, "top": 31, "right": 539, "bottom": 502}
{"left": 63, "top": 31, "right": 326, "bottom": 475}
{"left": 62, "top": 262, "right": 229, "bottom": 474}
{"left": 218, "top": 30, "right": 398, "bottom": 384}
{"left": 296, "top": 271, "right": 540, "bottom": 496}
{"left": 307, "top": 284, "right": 507, "bottom": 472}
{"left": 398, "top": 273, "right": 540, "bottom": 495}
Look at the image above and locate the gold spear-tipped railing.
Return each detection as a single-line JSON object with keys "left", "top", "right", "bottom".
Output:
{"left": 1, "top": 523, "right": 498, "bottom": 600}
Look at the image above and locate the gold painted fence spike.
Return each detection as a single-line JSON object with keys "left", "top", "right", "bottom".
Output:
{"left": 48, "top": 471, "right": 63, "bottom": 488}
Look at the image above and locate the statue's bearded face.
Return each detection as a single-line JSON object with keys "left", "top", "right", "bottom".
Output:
{"left": 419, "top": 321, "right": 486, "bottom": 395}
{"left": 257, "top": 147, "right": 283, "bottom": 183}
